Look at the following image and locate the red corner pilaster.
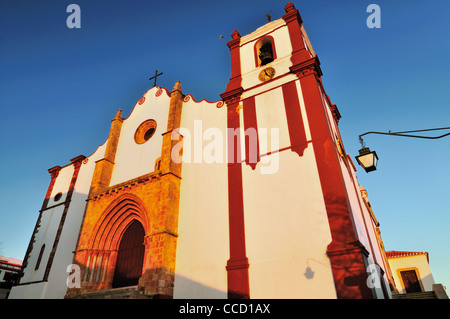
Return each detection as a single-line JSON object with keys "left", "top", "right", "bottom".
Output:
{"left": 243, "top": 96, "right": 260, "bottom": 169}
{"left": 44, "top": 155, "right": 86, "bottom": 281}
{"left": 68, "top": 155, "right": 86, "bottom": 194}
{"left": 41, "top": 166, "right": 62, "bottom": 210}
{"left": 18, "top": 165, "right": 62, "bottom": 281}
{"left": 282, "top": 2, "right": 373, "bottom": 298}
{"left": 223, "top": 29, "right": 243, "bottom": 95}
{"left": 282, "top": 3, "right": 323, "bottom": 79}
{"left": 221, "top": 85, "right": 250, "bottom": 299}
{"left": 282, "top": 3, "right": 312, "bottom": 66}
{"left": 294, "top": 60, "right": 374, "bottom": 299}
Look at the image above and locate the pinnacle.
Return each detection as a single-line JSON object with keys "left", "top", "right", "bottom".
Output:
{"left": 113, "top": 109, "right": 123, "bottom": 121}
{"left": 173, "top": 81, "right": 181, "bottom": 91}
{"left": 171, "top": 81, "right": 182, "bottom": 95}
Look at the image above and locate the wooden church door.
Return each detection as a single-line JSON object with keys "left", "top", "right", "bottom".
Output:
{"left": 112, "top": 220, "right": 145, "bottom": 288}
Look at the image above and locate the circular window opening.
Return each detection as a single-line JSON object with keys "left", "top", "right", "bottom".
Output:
{"left": 134, "top": 120, "right": 157, "bottom": 144}
{"left": 144, "top": 127, "right": 155, "bottom": 141}
{"left": 54, "top": 192, "right": 63, "bottom": 202}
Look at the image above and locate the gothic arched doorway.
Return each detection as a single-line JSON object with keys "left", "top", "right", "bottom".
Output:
{"left": 112, "top": 220, "right": 145, "bottom": 288}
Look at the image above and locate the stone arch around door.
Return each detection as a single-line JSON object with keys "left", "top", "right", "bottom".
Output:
{"left": 78, "top": 194, "right": 152, "bottom": 292}
{"left": 66, "top": 177, "right": 180, "bottom": 299}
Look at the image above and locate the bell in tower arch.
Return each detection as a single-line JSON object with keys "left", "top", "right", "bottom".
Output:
{"left": 256, "top": 37, "right": 275, "bottom": 66}
{"left": 259, "top": 42, "right": 274, "bottom": 66}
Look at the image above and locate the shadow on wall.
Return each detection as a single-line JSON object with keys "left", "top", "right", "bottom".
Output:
{"left": 173, "top": 274, "right": 227, "bottom": 299}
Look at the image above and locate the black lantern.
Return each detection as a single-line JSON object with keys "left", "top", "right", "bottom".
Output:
{"left": 355, "top": 147, "right": 378, "bottom": 173}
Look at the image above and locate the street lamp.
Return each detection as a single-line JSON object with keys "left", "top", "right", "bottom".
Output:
{"left": 355, "top": 146, "right": 378, "bottom": 172}
{"left": 355, "top": 126, "right": 450, "bottom": 173}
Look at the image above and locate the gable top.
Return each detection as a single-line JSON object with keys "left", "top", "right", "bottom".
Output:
{"left": 386, "top": 250, "right": 429, "bottom": 263}
{"left": 239, "top": 13, "right": 315, "bottom": 57}
{"left": 240, "top": 18, "right": 286, "bottom": 45}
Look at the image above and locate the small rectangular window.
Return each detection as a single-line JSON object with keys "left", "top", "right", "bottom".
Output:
{"left": 35, "top": 244, "right": 46, "bottom": 270}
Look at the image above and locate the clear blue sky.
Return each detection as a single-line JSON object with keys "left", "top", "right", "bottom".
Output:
{"left": 1, "top": 0, "right": 449, "bottom": 291}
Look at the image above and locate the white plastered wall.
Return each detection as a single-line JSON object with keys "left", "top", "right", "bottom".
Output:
{"left": 9, "top": 142, "right": 106, "bottom": 299}
{"left": 109, "top": 87, "right": 170, "bottom": 186}
{"left": 173, "top": 97, "right": 229, "bottom": 299}
{"left": 41, "top": 143, "right": 106, "bottom": 298}
{"left": 240, "top": 81, "right": 336, "bottom": 298}
{"left": 240, "top": 19, "right": 293, "bottom": 91}
{"left": 16, "top": 164, "right": 74, "bottom": 287}
{"left": 175, "top": 17, "right": 336, "bottom": 299}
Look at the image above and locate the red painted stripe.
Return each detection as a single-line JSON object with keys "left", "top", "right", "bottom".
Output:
{"left": 220, "top": 29, "right": 249, "bottom": 299}
{"left": 282, "top": 81, "right": 308, "bottom": 157}
{"left": 41, "top": 166, "right": 61, "bottom": 210}
{"left": 220, "top": 28, "right": 249, "bottom": 299}
{"left": 225, "top": 101, "right": 250, "bottom": 299}
{"left": 223, "top": 30, "right": 243, "bottom": 94}
{"left": 282, "top": 2, "right": 373, "bottom": 298}
{"left": 300, "top": 74, "right": 355, "bottom": 244}
{"left": 243, "top": 96, "right": 260, "bottom": 169}
{"left": 44, "top": 156, "right": 85, "bottom": 281}
{"left": 299, "top": 72, "right": 374, "bottom": 299}
{"left": 282, "top": 5, "right": 311, "bottom": 66}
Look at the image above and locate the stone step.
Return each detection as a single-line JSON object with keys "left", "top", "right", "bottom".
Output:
{"left": 72, "top": 286, "right": 152, "bottom": 299}
{"left": 392, "top": 291, "right": 437, "bottom": 299}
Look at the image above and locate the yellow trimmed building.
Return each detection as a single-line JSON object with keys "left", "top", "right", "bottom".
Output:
{"left": 386, "top": 250, "right": 448, "bottom": 299}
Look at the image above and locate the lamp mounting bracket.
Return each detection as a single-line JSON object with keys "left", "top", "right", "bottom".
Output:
{"left": 358, "top": 126, "right": 450, "bottom": 147}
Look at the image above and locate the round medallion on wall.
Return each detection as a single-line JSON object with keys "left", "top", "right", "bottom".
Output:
{"left": 134, "top": 120, "right": 157, "bottom": 144}
{"left": 258, "top": 67, "right": 276, "bottom": 82}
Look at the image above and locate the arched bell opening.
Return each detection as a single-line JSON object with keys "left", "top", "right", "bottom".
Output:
{"left": 255, "top": 37, "right": 277, "bottom": 67}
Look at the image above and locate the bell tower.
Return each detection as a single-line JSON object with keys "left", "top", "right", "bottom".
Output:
{"left": 220, "top": 2, "right": 376, "bottom": 299}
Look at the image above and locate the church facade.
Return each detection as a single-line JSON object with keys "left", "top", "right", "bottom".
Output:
{"left": 10, "top": 3, "right": 394, "bottom": 299}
